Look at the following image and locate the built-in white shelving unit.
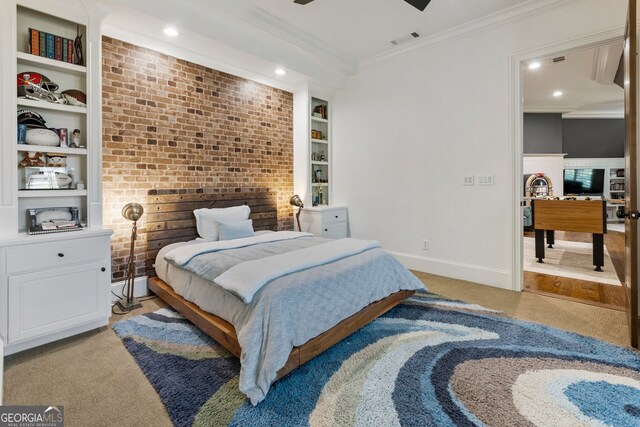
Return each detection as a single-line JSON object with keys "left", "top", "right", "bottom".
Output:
{"left": 17, "top": 50, "right": 87, "bottom": 75}
{"left": 309, "top": 97, "right": 330, "bottom": 206}
{"left": 0, "top": 0, "right": 111, "bottom": 356}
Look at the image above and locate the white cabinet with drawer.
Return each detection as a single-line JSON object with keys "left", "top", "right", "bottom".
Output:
{"left": 0, "top": 229, "right": 112, "bottom": 355}
{"left": 300, "top": 206, "right": 348, "bottom": 238}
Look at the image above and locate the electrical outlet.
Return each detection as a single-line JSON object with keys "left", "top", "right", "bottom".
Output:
{"left": 422, "top": 239, "right": 429, "bottom": 250}
{"left": 476, "top": 174, "right": 494, "bottom": 186}
{"left": 463, "top": 176, "right": 474, "bottom": 186}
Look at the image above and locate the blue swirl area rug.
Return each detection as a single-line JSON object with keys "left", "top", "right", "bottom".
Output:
{"left": 112, "top": 291, "right": 640, "bottom": 427}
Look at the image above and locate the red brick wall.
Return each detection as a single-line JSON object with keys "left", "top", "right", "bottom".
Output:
{"left": 102, "top": 36, "right": 293, "bottom": 282}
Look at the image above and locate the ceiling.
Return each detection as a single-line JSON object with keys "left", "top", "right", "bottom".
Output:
{"left": 523, "top": 42, "right": 625, "bottom": 117}
{"left": 232, "top": 0, "right": 531, "bottom": 62}
{"left": 102, "top": 0, "right": 533, "bottom": 89}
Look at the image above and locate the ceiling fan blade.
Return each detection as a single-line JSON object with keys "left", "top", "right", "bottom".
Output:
{"left": 404, "top": 0, "right": 431, "bottom": 11}
{"left": 293, "top": 0, "right": 315, "bottom": 4}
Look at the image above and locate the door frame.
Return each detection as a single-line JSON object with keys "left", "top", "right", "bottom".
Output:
{"left": 623, "top": 0, "right": 639, "bottom": 348}
{"left": 509, "top": 28, "right": 625, "bottom": 292}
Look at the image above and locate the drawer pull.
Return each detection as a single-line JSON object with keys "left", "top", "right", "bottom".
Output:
{"left": 58, "top": 253, "right": 64, "bottom": 257}
{"left": 324, "top": 229, "right": 328, "bottom": 232}
{"left": 335, "top": 215, "right": 338, "bottom": 218}
{"left": 101, "top": 267, "right": 106, "bottom": 272}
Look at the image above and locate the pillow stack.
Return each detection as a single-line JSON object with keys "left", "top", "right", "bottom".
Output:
{"left": 193, "top": 205, "right": 254, "bottom": 241}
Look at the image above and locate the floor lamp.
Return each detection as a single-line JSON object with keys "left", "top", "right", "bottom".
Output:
{"left": 290, "top": 195, "right": 304, "bottom": 231}
{"left": 117, "top": 202, "right": 144, "bottom": 312}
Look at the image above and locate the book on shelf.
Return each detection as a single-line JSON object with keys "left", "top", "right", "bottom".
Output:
{"left": 39, "top": 31, "right": 46, "bottom": 57}
{"left": 45, "top": 33, "right": 54, "bottom": 59}
{"left": 26, "top": 28, "right": 75, "bottom": 63}
{"left": 54, "top": 36, "right": 62, "bottom": 61}
{"left": 67, "top": 39, "right": 73, "bottom": 63}
{"left": 62, "top": 38, "right": 68, "bottom": 63}
{"left": 29, "top": 28, "right": 39, "bottom": 56}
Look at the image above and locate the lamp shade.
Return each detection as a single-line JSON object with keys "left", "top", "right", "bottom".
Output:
{"left": 122, "top": 203, "right": 144, "bottom": 222}
{"left": 290, "top": 195, "right": 304, "bottom": 208}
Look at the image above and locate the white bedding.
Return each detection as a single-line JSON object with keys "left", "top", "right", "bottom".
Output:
{"left": 156, "top": 241, "right": 246, "bottom": 325}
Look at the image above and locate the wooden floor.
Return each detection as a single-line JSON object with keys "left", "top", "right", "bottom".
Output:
{"left": 523, "top": 228, "right": 626, "bottom": 310}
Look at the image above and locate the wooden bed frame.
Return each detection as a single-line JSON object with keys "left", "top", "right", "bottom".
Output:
{"left": 146, "top": 189, "right": 414, "bottom": 379}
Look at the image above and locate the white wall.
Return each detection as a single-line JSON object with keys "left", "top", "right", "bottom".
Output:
{"left": 523, "top": 155, "right": 565, "bottom": 197}
{"left": 332, "top": 0, "right": 627, "bottom": 289}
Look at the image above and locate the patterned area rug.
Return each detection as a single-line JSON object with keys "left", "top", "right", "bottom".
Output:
{"left": 112, "top": 291, "right": 640, "bottom": 427}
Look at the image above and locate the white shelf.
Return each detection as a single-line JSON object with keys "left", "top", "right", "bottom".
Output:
{"left": 610, "top": 177, "right": 625, "bottom": 180}
{"left": 17, "top": 52, "right": 86, "bottom": 75}
{"left": 311, "top": 161, "right": 329, "bottom": 166}
{"left": 17, "top": 145, "right": 87, "bottom": 155}
{"left": 610, "top": 190, "right": 625, "bottom": 193}
{"left": 18, "top": 189, "right": 87, "bottom": 198}
{"left": 311, "top": 117, "right": 328, "bottom": 123}
{"left": 311, "top": 183, "right": 329, "bottom": 186}
{"left": 17, "top": 98, "right": 86, "bottom": 114}
{"left": 311, "top": 139, "right": 328, "bottom": 144}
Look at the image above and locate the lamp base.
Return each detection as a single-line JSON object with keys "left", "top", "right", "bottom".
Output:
{"left": 116, "top": 297, "right": 142, "bottom": 312}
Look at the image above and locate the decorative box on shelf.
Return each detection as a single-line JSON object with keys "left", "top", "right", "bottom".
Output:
{"left": 24, "top": 166, "right": 74, "bottom": 189}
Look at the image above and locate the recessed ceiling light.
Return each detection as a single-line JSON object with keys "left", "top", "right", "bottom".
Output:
{"left": 163, "top": 27, "right": 179, "bottom": 37}
{"left": 275, "top": 68, "right": 286, "bottom": 76}
{"left": 528, "top": 62, "right": 541, "bottom": 70}
{"left": 552, "top": 91, "right": 563, "bottom": 97}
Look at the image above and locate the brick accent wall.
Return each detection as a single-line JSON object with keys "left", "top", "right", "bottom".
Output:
{"left": 102, "top": 36, "right": 294, "bottom": 282}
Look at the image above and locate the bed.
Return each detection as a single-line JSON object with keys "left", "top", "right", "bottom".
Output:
{"left": 146, "top": 189, "right": 423, "bottom": 404}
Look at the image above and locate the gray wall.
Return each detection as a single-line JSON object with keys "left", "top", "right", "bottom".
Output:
{"left": 562, "top": 119, "right": 625, "bottom": 158}
{"left": 523, "top": 113, "right": 563, "bottom": 154}
{"left": 523, "top": 113, "right": 624, "bottom": 158}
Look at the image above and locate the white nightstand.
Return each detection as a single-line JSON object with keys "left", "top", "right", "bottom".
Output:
{"left": 300, "top": 206, "right": 348, "bottom": 238}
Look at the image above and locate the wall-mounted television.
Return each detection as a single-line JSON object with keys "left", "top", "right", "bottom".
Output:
{"left": 563, "top": 168, "right": 605, "bottom": 195}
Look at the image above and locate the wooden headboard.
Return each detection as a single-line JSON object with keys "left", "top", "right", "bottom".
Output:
{"left": 145, "top": 190, "right": 278, "bottom": 277}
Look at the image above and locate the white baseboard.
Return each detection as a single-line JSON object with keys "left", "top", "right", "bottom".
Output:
{"left": 389, "top": 251, "right": 512, "bottom": 290}
{"left": 110, "top": 276, "right": 149, "bottom": 303}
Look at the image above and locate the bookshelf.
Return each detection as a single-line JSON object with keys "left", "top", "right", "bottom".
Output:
{"left": 309, "top": 97, "right": 330, "bottom": 206}
{"left": 0, "top": 0, "right": 111, "bottom": 355}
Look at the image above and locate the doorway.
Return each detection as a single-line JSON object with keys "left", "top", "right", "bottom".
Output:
{"left": 520, "top": 42, "right": 626, "bottom": 310}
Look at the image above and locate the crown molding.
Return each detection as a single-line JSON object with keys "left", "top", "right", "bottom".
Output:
{"left": 523, "top": 153, "right": 568, "bottom": 157}
{"left": 524, "top": 105, "right": 578, "bottom": 113}
{"left": 358, "top": 0, "right": 581, "bottom": 70}
{"left": 562, "top": 110, "right": 624, "bottom": 118}
{"left": 523, "top": 106, "right": 624, "bottom": 118}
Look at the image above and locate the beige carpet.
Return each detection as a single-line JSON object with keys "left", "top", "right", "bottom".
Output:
{"left": 523, "top": 237, "right": 621, "bottom": 286}
{"left": 2, "top": 275, "right": 634, "bottom": 427}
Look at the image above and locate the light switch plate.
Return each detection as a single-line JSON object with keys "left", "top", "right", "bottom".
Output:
{"left": 476, "top": 174, "right": 494, "bottom": 186}
{"left": 463, "top": 176, "right": 474, "bottom": 186}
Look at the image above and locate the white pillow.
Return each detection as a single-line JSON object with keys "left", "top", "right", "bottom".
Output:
{"left": 193, "top": 205, "right": 250, "bottom": 241}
